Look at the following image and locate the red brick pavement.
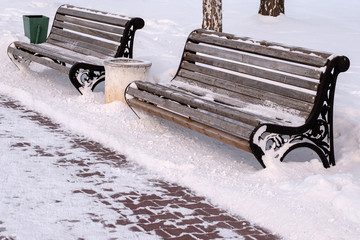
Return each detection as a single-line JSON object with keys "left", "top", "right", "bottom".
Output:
{"left": 0, "top": 95, "right": 281, "bottom": 240}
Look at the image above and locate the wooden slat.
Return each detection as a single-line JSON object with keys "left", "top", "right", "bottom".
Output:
{"left": 8, "top": 47, "right": 70, "bottom": 74}
{"left": 185, "top": 42, "right": 322, "bottom": 80}
{"left": 47, "top": 36, "right": 112, "bottom": 58}
{"left": 180, "top": 61, "right": 317, "bottom": 104}
{"left": 46, "top": 38, "right": 110, "bottom": 59}
{"left": 176, "top": 69, "right": 314, "bottom": 111}
{"left": 189, "top": 31, "right": 329, "bottom": 67}
{"left": 49, "top": 28, "right": 118, "bottom": 54}
{"left": 128, "top": 98, "right": 251, "bottom": 151}
{"left": 132, "top": 81, "right": 279, "bottom": 127}
{"left": 13, "top": 41, "right": 80, "bottom": 65}
{"left": 166, "top": 83, "right": 306, "bottom": 124}
{"left": 53, "top": 20, "right": 122, "bottom": 42}
{"left": 195, "top": 29, "right": 332, "bottom": 59}
{"left": 128, "top": 88, "right": 253, "bottom": 138}
{"left": 57, "top": 5, "right": 129, "bottom": 27}
{"left": 175, "top": 72, "right": 313, "bottom": 116}
{"left": 183, "top": 52, "right": 318, "bottom": 91}
{"left": 55, "top": 14, "right": 125, "bottom": 35}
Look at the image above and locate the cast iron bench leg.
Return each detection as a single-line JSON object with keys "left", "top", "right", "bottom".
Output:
{"left": 250, "top": 122, "right": 332, "bottom": 169}
{"left": 7, "top": 44, "right": 31, "bottom": 69}
{"left": 69, "top": 63, "right": 105, "bottom": 94}
{"left": 249, "top": 56, "right": 350, "bottom": 168}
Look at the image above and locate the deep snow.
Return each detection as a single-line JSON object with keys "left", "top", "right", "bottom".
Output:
{"left": 1, "top": 0, "right": 360, "bottom": 239}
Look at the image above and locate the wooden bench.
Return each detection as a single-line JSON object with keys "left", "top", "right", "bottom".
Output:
{"left": 125, "top": 29, "right": 350, "bottom": 168}
{"left": 7, "top": 4, "right": 144, "bottom": 94}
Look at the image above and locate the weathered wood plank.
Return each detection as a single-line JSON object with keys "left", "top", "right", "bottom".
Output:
{"left": 13, "top": 41, "right": 81, "bottom": 65}
{"left": 128, "top": 98, "right": 252, "bottom": 151}
{"left": 195, "top": 29, "right": 332, "bottom": 59}
{"left": 9, "top": 47, "right": 70, "bottom": 74}
{"left": 180, "top": 61, "right": 317, "bottom": 104}
{"left": 53, "top": 20, "right": 122, "bottom": 43}
{"left": 55, "top": 14, "right": 125, "bottom": 35}
{"left": 128, "top": 87, "right": 253, "bottom": 138}
{"left": 57, "top": 5, "right": 129, "bottom": 27}
{"left": 185, "top": 42, "right": 322, "bottom": 79}
{"left": 174, "top": 72, "right": 313, "bottom": 116}
{"left": 183, "top": 52, "right": 318, "bottom": 91}
{"left": 165, "top": 84, "right": 305, "bottom": 124}
{"left": 189, "top": 30, "right": 329, "bottom": 67}
{"left": 49, "top": 28, "right": 118, "bottom": 53}
{"left": 133, "top": 81, "right": 279, "bottom": 126}
{"left": 46, "top": 38, "right": 110, "bottom": 59}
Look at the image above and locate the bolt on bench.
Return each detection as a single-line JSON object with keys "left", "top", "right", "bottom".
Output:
{"left": 125, "top": 29, "right": 350, "bottom": 168}
{"left": 7, "top": 4, "right": 145, "bottom": 94}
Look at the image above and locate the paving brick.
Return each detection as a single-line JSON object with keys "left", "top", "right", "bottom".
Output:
{"left": 148, "top": 213, "right": 179, "bottom": 222}
{"left": 135, "top": 200, "right": 160, "bottom": 208}
{"left": 163, "top": 226, "right": 203, "bottom": 237}
{"left": 116, "top": 218, "right": 132, "bottom": 226}
{"left": 138, "top": 194, "right": 163, "bottom": 202}
{"left": 227, "top": 220, "right": 253, "bottom": 229}
{"left": 132, "top": 208, "right": 155, "bottom": 216}
{"left": 176, "top": 217, "right": 204, "bottom": 225}
{"left": 192, "top": 208, "right": 213, "bottom": 217}
{"left": 110, "top": 193, "right": 123, "bottom": 199}
{"left": 193, "top": 224, "right": 217, "bottom": 233}
{"left": 138, "top": 222, "right": 169, "bottom": 232}
{"left": 167, "top": 234, "right": 198, "bottom": 240}
{"left": 137, "top": 217, "right": 150, "bottom": 224}
{"left": 193, "top": 232, "right": 223, "bottom": 240}
{"left": 128, "top": 225, "right": 143, "bottom": 232}
{"left": 203, "top": 214, "right": 240, "bottom": 223}
{"left": 180, "top": 202, "right": 212, "bottom": 210}
{"left": 181, "top": 194, "right": 206, "bottom": 203}
{"left": 244, "top": 234, "right": 280, "bottom": 240}
{"left": 171, "top": 211, "right": 185, "bottom": 218}
{"left": 154, "top": 229, "right": 172, "bottom": 238}
{"left": 166, "top": 190, "right": 189, "bottom": 197}
{"left": 214, "top": 221, "right": 233, "bottom": 229}
{"left": 201, "top": 207, "right": 226, "bottom": 216}
{"left": 81, "top": 189, "right": 97, "bottom": 195}
{"left": 100, "top": 200, "right": 111, "bottom": 206}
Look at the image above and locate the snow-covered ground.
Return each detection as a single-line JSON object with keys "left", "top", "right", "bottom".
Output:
{"left": 1, "top": 0, "right": 360, "bottom": 239}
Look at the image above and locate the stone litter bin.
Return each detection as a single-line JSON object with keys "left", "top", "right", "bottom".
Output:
{"left": 104, "top": 58, "right": 152, "bottom": 104}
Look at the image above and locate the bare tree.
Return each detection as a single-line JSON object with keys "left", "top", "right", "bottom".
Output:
{"left": 259, "top": 0, "right": 284, "bottom": 17}
{"left": 202, "top": 0, "right": 222, "bottom": 32}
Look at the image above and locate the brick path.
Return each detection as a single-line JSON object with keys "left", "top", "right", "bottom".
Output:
{"left": 0, "top": 95, "right": 281, "bottom": 240}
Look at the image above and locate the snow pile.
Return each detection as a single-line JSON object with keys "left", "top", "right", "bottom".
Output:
{"left": 1, "top": 0, "right": 360, "bottom": 239}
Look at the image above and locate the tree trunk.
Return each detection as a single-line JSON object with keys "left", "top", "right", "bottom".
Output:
{"left": 202, "top": 0, "right": 222, "bottom": 32}
{"left": 258, "top": 0, "right": 284, "bottom": 17}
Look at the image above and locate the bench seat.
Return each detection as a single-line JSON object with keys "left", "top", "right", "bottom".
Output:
{"left": 125, "top": 29, "right": 350, "bottom": 168}
{"left": 9, "top": 41, "right": 106, "bottom": 72}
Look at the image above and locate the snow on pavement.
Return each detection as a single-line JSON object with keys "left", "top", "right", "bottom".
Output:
{"left": 0, "top": 95, "right": 281, "bottom": 240}
{"left": 0, "top": 95, "right": 155, "bottom": 239}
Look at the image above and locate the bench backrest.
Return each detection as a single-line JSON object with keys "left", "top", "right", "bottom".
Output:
{"left": 173, "top": 29, "right": 336, "bottom": 119}
{"left": 47, "top": 4, "right": 144, "bottom": 59}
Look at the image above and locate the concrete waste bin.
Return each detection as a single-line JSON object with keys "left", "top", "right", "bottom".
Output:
{"left": 104, "top": 58, "right": 151, "bottom": 104}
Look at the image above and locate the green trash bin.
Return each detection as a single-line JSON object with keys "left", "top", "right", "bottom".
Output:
{"left": 23, "top": 15, "right": 49, "bottom": 44}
